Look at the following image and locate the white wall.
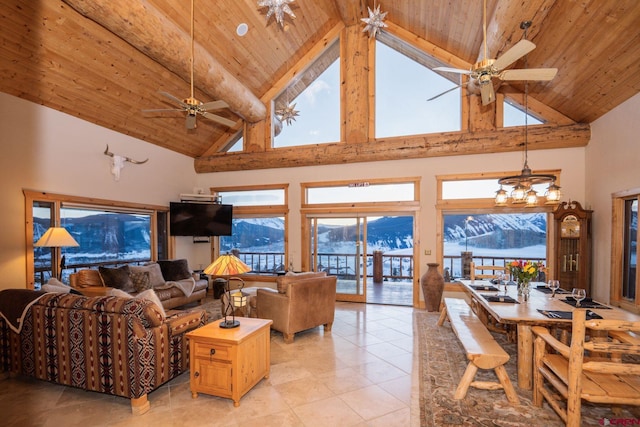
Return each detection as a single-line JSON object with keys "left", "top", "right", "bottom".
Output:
{"left": 196, "top": 143, "right": 588, "bottom": 291}
{"left": 0, "top": 92, "right": 198, "bottom": 290}
{"left": 586, "top": 92, "right": 640, "bottom": 302}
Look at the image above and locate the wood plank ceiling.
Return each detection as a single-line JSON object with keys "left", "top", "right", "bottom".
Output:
{"left": 1, "top": 0, "right": 639, "bottom": 171}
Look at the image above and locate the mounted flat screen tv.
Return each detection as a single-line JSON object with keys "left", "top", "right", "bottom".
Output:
{"left": 169, "top": 202, "right": 233, "bottom": 236}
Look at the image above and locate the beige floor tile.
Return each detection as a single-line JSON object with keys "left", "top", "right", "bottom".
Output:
{"left": 293, "top": 396, "right": 364, "bottom": 427}
{"left": 2, "top": 302, "right": 417, "bottom": 427}
{"left": 338, "top": 384, "right": 406, "bottom": 421}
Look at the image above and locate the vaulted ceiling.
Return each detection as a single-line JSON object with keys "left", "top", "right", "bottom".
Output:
{"left": 1, "top": 0, "right": 639, "bottom": 171}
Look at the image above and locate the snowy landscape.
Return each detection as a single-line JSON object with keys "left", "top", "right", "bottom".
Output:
{"left": 34, "top": 212, "right": 549, "bottom": 281}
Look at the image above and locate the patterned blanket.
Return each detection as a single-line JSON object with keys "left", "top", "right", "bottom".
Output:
{"left": 0, "top": 289, "right": 47, "bottom": 333}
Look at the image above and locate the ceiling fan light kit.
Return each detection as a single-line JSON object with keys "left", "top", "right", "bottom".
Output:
{"left": 494, "top": 22, "right": 561, "bottom": 208}
{"left": 142, "top": 0, "right": 234, "bottom": 130}
{"left": 430, "top": 2, "right": 557, "bottom": 106}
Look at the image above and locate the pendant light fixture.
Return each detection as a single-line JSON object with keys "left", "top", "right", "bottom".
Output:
{"left": 495, "top": 21, "right": 561, "bottom": 207}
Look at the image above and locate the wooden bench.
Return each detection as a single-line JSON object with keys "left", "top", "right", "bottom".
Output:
{"left": 437, "top": 297, "right": 520, "bottom": 404}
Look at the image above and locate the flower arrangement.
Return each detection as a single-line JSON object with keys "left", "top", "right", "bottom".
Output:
{"left": 508, "top": 260, "right": 544, "bottom": 284}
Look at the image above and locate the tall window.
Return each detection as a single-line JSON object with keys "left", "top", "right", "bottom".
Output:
{"left": 213, "top": 185, "right": 288, "bottom": 274}
{"left": 26, "top": 190, "right": 168, "bottom": 289}
{"left": 272, "top": 40, "right": 340, "bottom": 148}
{"left": 612, "top": 190, "right": 639, "bottom": 312}
{"left": 375, "top": 34, "right": 461, "bottom": 138}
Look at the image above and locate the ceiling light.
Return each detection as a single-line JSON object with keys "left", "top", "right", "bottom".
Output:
{"left": 495, "top": 22, "right": 561, "bottom": 207}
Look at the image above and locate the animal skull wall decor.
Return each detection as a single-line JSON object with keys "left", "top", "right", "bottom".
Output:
{"left": 104, "top": 145, "right": 149, "bottom": 181}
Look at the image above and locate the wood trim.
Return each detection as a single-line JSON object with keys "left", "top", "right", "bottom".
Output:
{"left": 23, "top": 189, "right": 168, "bottom": 289}
{"left": 194, "top": 123, "right": 590, "bottom": 173}
{"left": 610, "top": 189, "right": 640, "bottom": 313}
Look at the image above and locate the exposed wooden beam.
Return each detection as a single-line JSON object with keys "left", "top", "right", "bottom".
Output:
{"left": 194, "top": 123, "right": 590, "bottom": 173}
{"left": 62, "top": 0, "right": 266, "bottom": 122}
{"left": 334, "top": 0, "right": 369, "bottom": 26}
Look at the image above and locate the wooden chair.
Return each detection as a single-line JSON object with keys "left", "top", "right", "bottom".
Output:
{"left": 470, "top": 262, "right": 507, "bottom": 280}
{"left": 532, "top": 309, "right": 640, "bottom": 427}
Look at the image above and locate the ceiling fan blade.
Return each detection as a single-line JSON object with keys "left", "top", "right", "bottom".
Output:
{"left": 201, "top": 111, "right": 236, "bottom": 127}
{"left": 427, "top": 84, "right": 462, "bottom": 101}
{"left": 499, "top": 68, "right": 558, "bottom": 81}
{"left": 142, "top": 108, "right": 184, "bottom": 113}
{"left": 159, "top": 91, "right": 188, "bottom": 108}
{"left": 433, "top": 66, "right": 472, "bottom": 75}
{"left": 200, "top": 100, "right": 228, "bottom": 111}
{"left": 185, "top": 113, "right": 197, "bottom": 130}
{"left": 493, "top": 39, "right": 536, "bottom": 71}
{"left": 480, "top": 83, "right": 495, "bottom": 105}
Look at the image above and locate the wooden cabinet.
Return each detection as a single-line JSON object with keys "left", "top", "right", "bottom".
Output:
{"left": 186, "top": 317, "right": 272, "bottom": 406}
{"left": 553, "top": 201, "right": 592, "bottom": 293}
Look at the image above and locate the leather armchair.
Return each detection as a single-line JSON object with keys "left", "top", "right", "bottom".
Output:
{"left": 256, "top": 272, "right": 337, "bottom": 343}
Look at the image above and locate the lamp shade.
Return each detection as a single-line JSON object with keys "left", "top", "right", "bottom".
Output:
{"left": 204, "top": 254, "right": 251, "bottom": 276}
{"left": 35, "top": 227, "right": 79, "bottom": 247}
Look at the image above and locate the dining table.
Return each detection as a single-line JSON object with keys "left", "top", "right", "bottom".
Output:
{"left": 458, "top": 279, "right": 640, "bottom": 390}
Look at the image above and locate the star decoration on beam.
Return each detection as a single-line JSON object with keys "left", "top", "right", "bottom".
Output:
{"left": 258, "top": 0, "right": 296, "bottom": 28}
{"left": 361, "top": 5, "right": 388, "bottom": 38}
{"left": 276, "top": 103, "right": 300, "bottom": 126}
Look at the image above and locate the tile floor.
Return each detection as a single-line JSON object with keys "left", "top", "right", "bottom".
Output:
{"left": 1, "top": 301, "right": 420, "bottom": 427}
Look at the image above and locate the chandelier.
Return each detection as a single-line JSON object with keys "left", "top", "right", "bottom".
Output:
{"left": 495, "top": 22, "right": 561, "bottom": 208}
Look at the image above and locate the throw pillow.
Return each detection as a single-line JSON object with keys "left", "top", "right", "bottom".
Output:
{"left": 108, "top": 288, "right": 132, "bottom": 298}
{"left": 130, "top": 271, "right": 151, "bottom": 293}
{"left": 108, "top": 288, "right": 166, "bottom": 319}
{"left": 135, "top": 289, "right": 167, "bottom": 319}
{"left": 99, "top": 265, "right": 134, "bottom": 293}
{"left": 157, "top": 259, "right": 191, "bottom": 281}
{"left": 132, "top": 263, "right": 166, "bottom": 288}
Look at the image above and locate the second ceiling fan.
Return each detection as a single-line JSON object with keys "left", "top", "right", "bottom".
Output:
{"left": 143, "top": 0, "right": 234, "bottom": 129}
{"left": 430, "top": 0, "right": 557, "bottom": 105}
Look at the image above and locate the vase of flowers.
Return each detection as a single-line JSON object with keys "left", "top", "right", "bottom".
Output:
{"left": 509, "top": 260, "right": 544, "bottom": 301}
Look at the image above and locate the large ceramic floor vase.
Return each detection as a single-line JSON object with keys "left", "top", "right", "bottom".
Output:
{"left": 421, "top": 263, "right": 445, "bottom": 311}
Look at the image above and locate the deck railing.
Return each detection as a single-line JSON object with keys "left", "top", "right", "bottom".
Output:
{"left": 37, "top": 252, "right": 548, "bottom": 288}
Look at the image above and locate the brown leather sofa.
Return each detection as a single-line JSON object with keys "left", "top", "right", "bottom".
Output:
{"left": 69, "top": 260, "right": 207, "bottom": 310}
{"left": 256, "top": 272, "right": 337, "bottom": 343}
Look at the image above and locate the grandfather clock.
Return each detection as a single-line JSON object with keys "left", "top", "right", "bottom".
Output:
{"left": 553, "top": 201, "right": 592, "bottom": 292}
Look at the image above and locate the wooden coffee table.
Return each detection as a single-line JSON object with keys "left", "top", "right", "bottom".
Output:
{"left": 186, "top": 317, "right": 272, "bottom": 406}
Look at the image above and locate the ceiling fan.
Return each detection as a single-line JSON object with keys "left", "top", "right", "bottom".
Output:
{"left": 429, "top": 0, "right": 557, "bottom": 105}
{"left": 142, "top": 0, "right": 235, "bottom": 129}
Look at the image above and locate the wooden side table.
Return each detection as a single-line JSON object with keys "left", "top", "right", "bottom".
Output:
{"left": 186, "top": 317, "right": 272, "bottom": 406}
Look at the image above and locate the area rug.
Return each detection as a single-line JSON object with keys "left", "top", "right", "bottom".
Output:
{"left": 416, "top": 310, "right": 640, "bottom": 427}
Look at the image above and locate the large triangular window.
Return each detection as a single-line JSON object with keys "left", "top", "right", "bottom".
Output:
{"left": 272, "top": 40, "right": 340, "bottom": 148}
{"left": 375, "top": 33, "right": 461, "bottom": 138}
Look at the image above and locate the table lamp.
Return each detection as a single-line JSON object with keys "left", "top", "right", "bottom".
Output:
{"left": 35, "top": 226, "right": 79, "bottom": 281}
{"left": 204, "top": 254, "right": 251, "bottom": 328}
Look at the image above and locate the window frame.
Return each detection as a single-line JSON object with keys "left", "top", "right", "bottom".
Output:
{"left": 24, "top": 189, "right": 169, "bottom": 289}
{"left": 436, "top": 172, "right": 559, "bottom": 278}
{"left": 611, "top": 188, "right": 640, "bottom": 313}
{"left": 210, "top": 184, "right": 289, "bottom": 280}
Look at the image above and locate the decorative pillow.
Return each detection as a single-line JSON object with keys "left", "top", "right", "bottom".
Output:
{"left": 157, "top": 259, "right": 191, "bottom": 282}
{"left": 108, "top": 288, "right": 132, "bottom": 298}
{"left": 99, "top": 265, "right": 134, "bottom": 292}
{"left": 130, "top": 271, "right": 151, "bottom": 293}
{"left": 135, "top": 289, "right": 167, "bottom": 319}
{"left": 108, "top": 288, "right": 166, "bottom": 319}
{"left": 132, "top": 263, "right": 166, "bottom": 288}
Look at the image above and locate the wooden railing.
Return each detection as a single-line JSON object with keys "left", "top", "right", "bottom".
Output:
{"left": 37, "top": 253, "right": 548, "bottom": 288}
